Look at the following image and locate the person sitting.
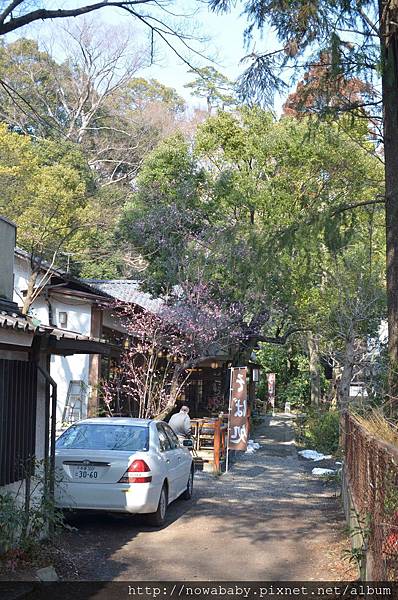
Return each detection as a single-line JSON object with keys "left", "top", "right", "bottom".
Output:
{"left": 168, "top": 405, "right": 191, "bottom": 441}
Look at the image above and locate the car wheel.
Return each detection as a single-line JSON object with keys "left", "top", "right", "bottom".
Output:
{"left": 182, "top": 468, "right": 194, "bottom": 500}
{"left": 147, "top": 483, "right": 168, "bottom": 527}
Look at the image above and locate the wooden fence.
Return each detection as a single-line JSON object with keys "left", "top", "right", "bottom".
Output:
{"left": 341, "top": 413, "right": 398, "bottom": 580}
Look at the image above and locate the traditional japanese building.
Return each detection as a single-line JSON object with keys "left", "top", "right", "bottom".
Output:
{"left": 0, "top": 216, "right": 118, "bottom": 498}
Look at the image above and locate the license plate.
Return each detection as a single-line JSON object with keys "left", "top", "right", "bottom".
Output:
{"left": 73, "top": 465, "right": 99, "bottom": 480}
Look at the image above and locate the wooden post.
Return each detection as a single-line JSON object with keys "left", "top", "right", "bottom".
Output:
{"left": 88, "top": 306, "right": 103, "bottom": 417}
{"left": 226, "top": 367, "right": 233, "bottom": 473}
{"left": 248, "top": 374, "right": 256, "bottom": 405}
{"left": 214, "top": 418, "right": 221, "bottom": 473}
{"left": 221, "top": 422, "right": 225, "bottom": 460}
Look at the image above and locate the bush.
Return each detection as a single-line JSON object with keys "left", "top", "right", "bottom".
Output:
{"left": 278, "top": 375, "right": 310, "bottom": 411}
{"left": 0, "top": 492, "right": 21, "bottom": 554}
{"left": 0, "top": 459, "right": 66, "bottom": 557}
{"left": 305, "top": 410, "right": 340, "bottom": 454}
{"left": 256, "top": 343, "right": 313, "bottom": 410}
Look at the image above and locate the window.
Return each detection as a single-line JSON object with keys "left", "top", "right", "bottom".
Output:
{"left": 156, "top": 423, "right": 171, "bottom": 452}
{"left": 162, "top": 423, "right": 179, "bottom": 449}
{"left": 58, "top": 311, "right": 68, "bottom": 328}
{"left": 56, "top": 424, "right": 149, "bottom": 452}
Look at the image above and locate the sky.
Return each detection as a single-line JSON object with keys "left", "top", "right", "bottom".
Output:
{"left": 96, "top": 0, "right": 260, "bottom": 106}
{"left": 115, "top": 1, "right": 282, "bottom": 111}
{"left": 135, "top": 2, "right": 253, "bottom": 103}
{"left": 11, "top": 0, "right": 279, "bottom": 109}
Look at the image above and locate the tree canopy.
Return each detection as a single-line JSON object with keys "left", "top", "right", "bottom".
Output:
{"left": 120, "top": 105, "right": 385, "bottom": 396}
{"left": 208, "top": 0, "right": 398, "bottom": 409}
{"left": 0, "top": 2, "right": 390, "bottom": 410}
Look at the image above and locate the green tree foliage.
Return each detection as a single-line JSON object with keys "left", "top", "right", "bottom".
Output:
{"left": 123, "top": 78, "right": 185, "bottom": 113}
{"left": 209, "top": 1, "right": 380, "bottom": 112}
{"left": 0, "top": 38, "right": 64, "bottom": 137}
{"left": 0, "top": 124, "right": 90, "bottom": 257}
{"left": 184, "top": 66, "right": 237, "bottom": 113}
{"left": 194, "top": 109, "right": 384, "bottom": 324}
{"left": 121, "top": 106, "right": 385, "bottom": 385}
{"left": 67, "top": 186, "right": 144, "bottom": 279}
{"left": 0, "top": 124, "right": 93, "bottom": 311}
{"left": 208, "top": 0, "right": 398, "bottom": 408}
{"left": 0, "top": 121, "right": 138, "bottom": 285}
{"left": 0, "top": 32, "right": 188, "bottom": 280}
{"left": 316, "top": 238, "right": 386, "bottom": 407}
{"left": 256, "top": 343, "right": 311, "bottom": 410}
{"left": 121, "top": 133, "right": 207, "bottom": 288}
{"left": 305, "top": 410, "right": 340, "bottom": 454}
{"left": 0, "top": 32, "right": 186, "bottom": 186}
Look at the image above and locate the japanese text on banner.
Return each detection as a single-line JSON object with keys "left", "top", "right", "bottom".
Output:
{"left": 228, "top": 367, "right": 249, "bottom": 451}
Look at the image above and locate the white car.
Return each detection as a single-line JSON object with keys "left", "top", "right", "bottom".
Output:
{"left": 55, "top": 417, "right": 194, "bottom": 526}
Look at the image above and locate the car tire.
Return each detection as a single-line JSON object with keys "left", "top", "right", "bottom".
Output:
{"left": 182, "top": 468, "right": 194, "bottom": 500}
{"left": 147, "top": 483, "right": 168, "bottom": 527}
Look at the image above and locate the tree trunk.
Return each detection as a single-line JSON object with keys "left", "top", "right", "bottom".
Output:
{"left": 155, "top": 363, "right": 185, "bottom": 420}
{"left": 337, "top": 336, "right": 355, "bottom": 411}
{"left": 307, "top": 333, "right": 321, "bottom": 406}
{"left": 329, "top": 366, "right": 339, "bottom": 408}
{"left": 21, "top": 269, "right": 39, "bottom": 315}
{"left": 381, "top": 2, "right": 398, "bottom": 413}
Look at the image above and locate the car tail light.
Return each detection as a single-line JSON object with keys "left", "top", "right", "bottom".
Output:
{"left": 119, "top": 459, "right": 152, "bottom": 483}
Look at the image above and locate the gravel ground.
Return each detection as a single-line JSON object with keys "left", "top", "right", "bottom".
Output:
{"left": 1, "top": 415, "right": 356, "bottom": 582}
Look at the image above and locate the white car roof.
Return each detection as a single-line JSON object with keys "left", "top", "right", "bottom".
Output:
{"left": 73, "top": 418, "right": 152, "bottom": 427}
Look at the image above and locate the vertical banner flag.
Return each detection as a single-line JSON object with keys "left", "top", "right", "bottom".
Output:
{"left": 267, "top": 372, "right": 276, "bottom": 411}
{"left": 228, "top": 367, "right": 248, "bottom": 451}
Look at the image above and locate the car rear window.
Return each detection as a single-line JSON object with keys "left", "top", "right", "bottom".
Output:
{"left": 56, "top": 424, "right": 149, "bottom": 451}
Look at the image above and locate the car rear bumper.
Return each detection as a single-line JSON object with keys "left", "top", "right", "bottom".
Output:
{"left": 55, "top": 481, "right": 161, "bottom": 514}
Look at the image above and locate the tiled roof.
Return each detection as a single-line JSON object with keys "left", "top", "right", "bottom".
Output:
{"left": 15, "top": 248, "right": 112, "bottom": 299}
{"left": 0, "top": 310, "right": 107, "bottom": 343}
{"left": 14, "top": 248, "right": 161, "bottom": 313}
{"left": 82, "top": 280, "right": 163, "bottom": 314}
{"left": 0, "top": 311, "right": 35, "bottom": 333}
{"left": 14, "top": 247, "right": 66, "bottom": 277}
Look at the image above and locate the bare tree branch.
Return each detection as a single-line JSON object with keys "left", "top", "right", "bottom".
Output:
{"left": 0, "top": 1, "right": 156, "bottom": 35}
{"left": 0, "top": 0, "right": 25, "bottom": 25}
{"left": 253, "top": 327, "right": 309, "bottom": 345}
{"left": 329, "top": 196, "right": 386, "bottom": 217}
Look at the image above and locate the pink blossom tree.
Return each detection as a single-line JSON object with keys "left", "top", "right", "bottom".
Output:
{"left": 101, "top": 286, "right": 245, "bottom": 419}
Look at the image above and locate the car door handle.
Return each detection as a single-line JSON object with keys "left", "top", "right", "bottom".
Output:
{"left": 177, "top": 456, "right": 182, "bottom": 461}
{"left": 166, "top": 459, "right": 170, "bottom": 464}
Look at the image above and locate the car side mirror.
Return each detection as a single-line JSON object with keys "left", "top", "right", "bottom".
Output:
{"left": 182, "top": 439, "right": 193, "bottom": 448}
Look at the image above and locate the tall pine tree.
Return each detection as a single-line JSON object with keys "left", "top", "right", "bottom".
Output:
{"left": 209, "top": 0, "right": 398, "bottom": 409}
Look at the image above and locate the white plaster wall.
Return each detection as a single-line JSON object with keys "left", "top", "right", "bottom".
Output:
{"left": 13, "top": 255, "right": 50, "bottom": 325}
{"left": 51, "top": 354, "right": 90, "bottom": 423}
{"left": 52, "top": 297, "right": 91, "bottom": 336}
{"left": 13, "top": 254, "right": 31, "bottom": 307}
{"left": 50, "top": 299, "right": 91, "bottom": 424}
{"left": 13, "top": 255, "right": 92, "bottom": 426}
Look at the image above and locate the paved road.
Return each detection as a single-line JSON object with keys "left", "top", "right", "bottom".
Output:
{"left": 60, "top": 416, "right": 348, "bottom": 581}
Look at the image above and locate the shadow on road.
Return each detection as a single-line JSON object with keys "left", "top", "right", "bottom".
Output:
{"left": 52, "top": 416, "right": 347, "bottom": 581}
